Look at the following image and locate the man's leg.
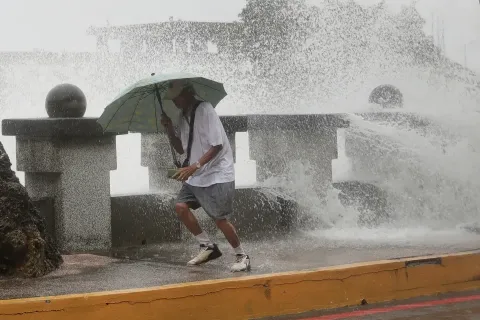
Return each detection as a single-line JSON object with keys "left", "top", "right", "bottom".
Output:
{"left": 194, "top": 181, "right": 251, "bottom": 272}
{"left": 175, "top": 184, "right": 222, "bottom": 265}
{"left": 215, "top": 219, "right": 250, "bottom": 272}
{"left": 215, "top": 219, "right": 241, "bottom": 251}
{"left": 174, "top": 202, "right": 203, "bottom": 237}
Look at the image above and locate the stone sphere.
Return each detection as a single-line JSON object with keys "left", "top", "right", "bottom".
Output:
{"left": 368, "top": 84, "right": 403, "bottom": 108}
{"left": 45, "top": 84, "right": 87, "bottom": 118}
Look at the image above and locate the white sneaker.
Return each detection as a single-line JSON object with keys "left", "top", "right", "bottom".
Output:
{"left": 187, "top": 244, "right": 222, "bottom": 266}
{"left": 231, "top": 254, "right": 251, "bottom": 272}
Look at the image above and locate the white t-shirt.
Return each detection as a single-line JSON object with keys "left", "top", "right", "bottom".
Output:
{"left": 178, "top": 101, "right": 235, "bottom": 187}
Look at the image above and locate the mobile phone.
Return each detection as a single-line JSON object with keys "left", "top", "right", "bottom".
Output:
{"left": 167, "top": 168, "right": 178, "bottom": 179}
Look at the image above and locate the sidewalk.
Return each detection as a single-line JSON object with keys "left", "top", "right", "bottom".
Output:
{"left": 1, "top": 232, "right": 479, "bottom": 300}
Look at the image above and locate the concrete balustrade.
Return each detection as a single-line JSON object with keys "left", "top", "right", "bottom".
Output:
{"left": 2, "top": 109, "right": 349, "bottom": 252}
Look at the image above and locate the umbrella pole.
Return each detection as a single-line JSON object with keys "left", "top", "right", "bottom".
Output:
{"left": 154, "top": 84, "right": 181, "bottom": 168}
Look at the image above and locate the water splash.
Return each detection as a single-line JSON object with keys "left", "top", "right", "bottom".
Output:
{"left": 1, "top": 1, "right": 480, "bottom": 247}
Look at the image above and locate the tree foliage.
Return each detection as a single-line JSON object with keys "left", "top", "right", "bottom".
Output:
{"left": 228, "top": 0, "right": 477, "bottom": 110}
{"left": 236, "top": 0, "right": 443, "bottom": 74}
{"left": 238, "top": 0, "right": 312, "bottom": 62}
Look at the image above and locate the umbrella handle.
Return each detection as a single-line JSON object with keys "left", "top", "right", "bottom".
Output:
{"left": 154, "top": 84, "right": 165, "bottom": 114}
{"left": 154, "top": 83, "right": 181, "bottom": 168}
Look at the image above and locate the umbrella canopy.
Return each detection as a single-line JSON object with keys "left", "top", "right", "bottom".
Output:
{"left": 97, "top": 72, "right": 227, "bottom": 133}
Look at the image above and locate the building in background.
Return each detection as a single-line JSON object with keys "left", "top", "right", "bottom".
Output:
{"left": 87, "top": 19, "right": 243, "bottom": 57}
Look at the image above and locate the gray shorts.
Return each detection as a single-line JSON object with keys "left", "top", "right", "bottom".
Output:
{"left": 176, "top": 181, "right": 235, "bottom": 220}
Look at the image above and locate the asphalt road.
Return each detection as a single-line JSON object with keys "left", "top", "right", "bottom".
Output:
{"left": 266, "top": 291, "right": 480, "bottom": 320}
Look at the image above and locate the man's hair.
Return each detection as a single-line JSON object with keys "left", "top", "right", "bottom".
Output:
{"left": 165, "top": 79, "right": 196, "bottom": 100}
{"left": 179, "top": 83, "right": 196, "bottom": 98}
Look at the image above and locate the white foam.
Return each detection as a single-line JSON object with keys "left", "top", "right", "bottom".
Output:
{"left": 309, "top": 225, "right": 480, "bottom": 247}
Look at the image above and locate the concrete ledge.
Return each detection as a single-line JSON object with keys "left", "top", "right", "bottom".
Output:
{"left": 356, "top": 112, "right": 430, "bottom": 128}
{"left": 111, "top": 188, "right": 298, "bottom": 247}
{"left": 32, "top": 188, "right": 299, "bottom": 249}
{"left": 220, "top": 115, "right": 248, "bottom": 133}
{"left": 31, "top": 197, "right": 56, "bottom": 242}
{"left": 1, "top": 250, "right": 479, "bottom": 320}
{"left": 248, "top": 113, "right": 350, "bottom": 130}
{"left": 1, "top": 117, "right": 121, "bottom": 137}
{"left": 111, "top": 193, "right": 181, "bottom": 247}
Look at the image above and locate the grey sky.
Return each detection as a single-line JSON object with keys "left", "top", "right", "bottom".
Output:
{"left": 0, "top": 0, "right": 479, "bottom": 70}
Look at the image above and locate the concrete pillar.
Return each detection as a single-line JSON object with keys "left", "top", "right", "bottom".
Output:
{"left": 147, "top": 37, "right": 174, "bottom": 55}
{"left": 2, "top": 118, "right": 118, "bottom": 252}
{"left": 221, "top": 115, "right": 248, "bottom": 163}
{"left": 191, "top": 38, "right": 208, "bottom": 53}
{"left": 226, "top": 132, "right": 236, "bottom": 162}
{"left": 121, "top": 37, "right": 143, "bottom": 57}
{"left": 141, "top": 133, "right": 180, "bottom": 193}
{"left": 96, "top": 35, "right": 109, "bottom": 53}
{"left": 344, "top": 112, "right": 429, "bottom": 181}
{"left": 248, "top": 114, "right": 348, "bottom": 196}
{"left": 175, "top": 36, "right": 188, "bottom": 54}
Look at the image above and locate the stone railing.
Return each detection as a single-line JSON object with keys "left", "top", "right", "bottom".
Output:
{"left": 1, "top": 86, "right": 349, "bottom": 253}
{"left": 3, "top": 113, "right": 348, "bottom": 252}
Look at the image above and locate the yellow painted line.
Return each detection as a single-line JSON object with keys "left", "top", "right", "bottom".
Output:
{"left": 1, "top": 250, "right": 480, "bottom": 320}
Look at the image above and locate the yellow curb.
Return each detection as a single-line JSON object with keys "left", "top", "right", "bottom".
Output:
{"left": 1, "top": 250, "right": 479, "bottom": 320}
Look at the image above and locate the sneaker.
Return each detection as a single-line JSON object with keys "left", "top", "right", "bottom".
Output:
{"left": 187, "top": 244, "right": 222, "bottom": 266}
{"left": 231, "top": 254, "right": 251, "bottom": 272}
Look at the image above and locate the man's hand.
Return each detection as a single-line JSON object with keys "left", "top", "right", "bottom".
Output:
{"left": 172, "top": 164, "right": 198, "bottom": 182}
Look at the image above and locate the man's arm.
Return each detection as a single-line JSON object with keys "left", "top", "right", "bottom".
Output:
{"left": 165, "top": 125, "right": 184, "bottom": 155}
{"left": 173, "top": 144, "right": 222, "bottom": 181}
{"left": 161, "top": 115, "right": 184, "bottom": 154}
{"left": 197, "top": 145, "right": 222, "bottom": 167}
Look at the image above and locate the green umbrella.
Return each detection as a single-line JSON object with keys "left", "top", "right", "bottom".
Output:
{"left": 97, "top": 72, "right": 227, "bottom": 133}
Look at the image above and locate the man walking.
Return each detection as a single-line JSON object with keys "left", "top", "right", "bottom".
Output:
{"left": 161, "top": 80, "right": 251, "bottom": 272}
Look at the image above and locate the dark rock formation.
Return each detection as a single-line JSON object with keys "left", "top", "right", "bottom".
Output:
{"left": 333, "top": 181, "right": 391, "bottom": 226}
{"left": 0, "top": 142, "right": 62, "bottom": 277}
{"left": 461, "top": 222, "right": 480, "bottom": 235}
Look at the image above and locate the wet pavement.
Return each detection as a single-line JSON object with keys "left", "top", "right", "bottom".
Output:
{"left": 266, "top": 291, "right": 480, "bottom": 319}
{"left": 1, "top": 232, "right": 479, "bottom": 300}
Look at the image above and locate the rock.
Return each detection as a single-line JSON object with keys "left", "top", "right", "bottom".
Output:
{"left": 333, "top": 181, "right": 391, "bottom": 226}
{"left": 0, "top": 142, "right": 62, "bottom": 277}
{"left": 460, "top": 222, "right": 480, "bottom": 235}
